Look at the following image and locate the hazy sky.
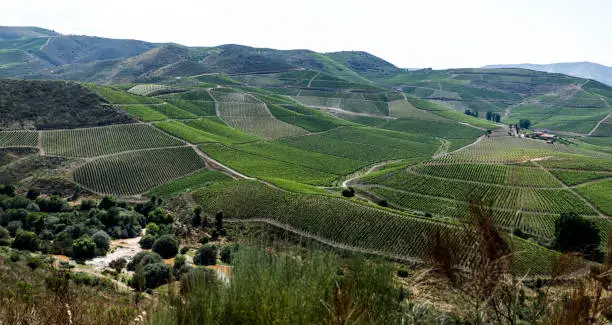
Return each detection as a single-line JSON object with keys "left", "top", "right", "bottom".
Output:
{"left": 3, "top": 0, "right": 611, "bottom": 69}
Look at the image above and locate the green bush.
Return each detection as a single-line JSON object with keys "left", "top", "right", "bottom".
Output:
{"left": 193, "top": 244, "right": 217, "bottom": 266}
{"left": 109, "top": 258, "right": 127, "bottom": 272}
{"left": 72, "top": 235, "right": 96, "bottom": 259}
{"left": 152, "top": 235, "right": 179, "bottom": 259}
{"left": 220, "top": 244, "right": 239, "bottom": 264}
{"left": 26, "top": 255, "right": 42, "bottom": 270}
{"left": 139, "top": 234, "right": 156, "bottom": 249}
{"left": 0, "top": 226, "right": 11, "bottom": 246}
{"left": 92, "top": 230, "right": 111, "bottom": 253}
{"left": 12, "top": 231, "right": 38, "bottom": 251}
{"left": 98, "top": 196, "right": 117, "bottom": 210}
{"left": 127, "top": 251, "right": 163, "bottom": 271}
{"left": 131, "top": 262, "right": 172, "bottom": 290}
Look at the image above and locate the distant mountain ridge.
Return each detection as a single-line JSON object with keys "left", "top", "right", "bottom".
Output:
{"left": 0, "top": 26, "right": 400, "bottom": 84}
{"left": 483, "top": 62, "right": 612, "bottom": 86}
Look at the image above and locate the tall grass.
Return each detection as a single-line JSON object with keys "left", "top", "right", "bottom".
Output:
{"left": 149, "top": 247, "right": 403, "bottom": 325}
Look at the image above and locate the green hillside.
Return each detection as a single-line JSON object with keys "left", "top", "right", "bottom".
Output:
{"left": 1, "top": 32, "right": 611, "bottom": 287}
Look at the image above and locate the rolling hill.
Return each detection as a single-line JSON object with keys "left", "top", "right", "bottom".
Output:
{"left": 1, "top": 27, "right": 611, "bottom": 283}
{"left": 484, "top": 62, "right": 612, "bottom": 86}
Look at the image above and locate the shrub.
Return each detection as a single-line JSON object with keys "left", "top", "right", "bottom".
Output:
{"left": 555, "top": 212, "right": 601, "bottom": 261}
{"left": 7, "top": 220, "right": 22, "bottom": 236}
{"left": 26, "top": 255, "right": 42, "bottom": 270}
{"left": 215, "top": 211, "right": 224, "bottom": 233}
{"left": 192, "top": 206, "right": 202, "bottom": 227}
{"left": 220, "top": 244, "right": 239, "bottom": 264}
{"left": 193, "top": 244, "right": 217, "bottom": 266}
{"left": 109, "top": 258, "right": 127, "bottom": 273}
{"left": 79, "top": 200, "right": 97, "bottom": 211}
{"left": 0, "top": 226, "right": 10, "bottom": 246}
{"left": 92, "top": 230, "right": 111, "bottom": 253}
{"left": 72, "top": 235, "right": 96, "bottom": 259}
{"left": 152, "top": 235, "right": 180, "bottom": 259}
{"left": 173, "top": 254, "right": 188, "bottom": 278}
{"left": 0, "top": 185, "right": 15, "bottom": 197}
{"left": 9, "top": 251, "right": 21, "bottom": 262}
{"left": 36, "top": 196, "right": 68, "bottom": 212}
{"left": 341, "top": 187, "right": 355, "bottom": 198}
{"left": 12, "top": 231, "right": 38, "bottom": 251}
{"left": 132, "top": 262, "right": 172, "bottom": 290}
{"left": 145, "top": 222, "right": 160, "bottom": 236}
{"left": 397, "top": 267, "right": 409, "bottom": 278}
{"left": 148, "top": 208, "right": 173, "bottom": 224}
{"left": 139, "top": 234, "right": 156, "bottom": 249}
{"left": 26, "top": 189, "right": 40, "bottom": 200}
{"left": 127, "top": 251, "right": 163, "bottom": 271}
{"left": 180, "top": 246, "right": 189, "bottom": 255}
{"left": 98, "top": 196, "right": 117, "bottom": 210}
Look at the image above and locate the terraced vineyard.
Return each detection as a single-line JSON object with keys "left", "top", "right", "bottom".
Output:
{"left": 0, "top": 130, "right": 38, "bottom": 147}
{"left": 216, "top": 102, "right": 307, "bottom": 139}
{"left": 354, "top": 133, "right": 612, "bottom": 246}
{"left": 279, "top": 126, "right": 438, "bottom": 163}
{"left": 42, "top": 124, "right": 184, "bottom": 157}
{"left": 73, "top": 146, "right": 206, "bottom": 195}
{"left": 412, "top": 164, "right": 562, "bottom": 187}
{"left": 128, "top": 84, "right": 170, "bottom": 96}
{"left": 193, "top": 181, "right": 559, "bottom": 275}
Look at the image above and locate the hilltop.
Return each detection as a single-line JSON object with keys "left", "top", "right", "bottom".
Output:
{"left": 484, "top": 61, "right": 612, "bottom": 86}
{"left": 0, "top": 27, "right": 394, "bottom": 84}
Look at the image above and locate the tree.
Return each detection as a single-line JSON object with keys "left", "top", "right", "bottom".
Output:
{"left": 152, "top": 235, "right": 180, "bottom": 259}
{"left": 494, "top": 114, "right": 501, "bottom": 123}
{"left": 192, "top": 206, "right": 202, "bottom": 227}
{"left": 72, "top": 235, "right": 96, "bottom": 259}
{"left": 173, "top": 254, "right": 188, "bottom": 278}
{"left": 486, "top": 111, "right": 492, "bottom": 121}
{"left": 36, "top": 196, "right": 67, "bottom": 212}
{"left": 127, "top": 251, "right": 163, "bottom": 271}
{"left": 98, "top": 196, "right": 117, "bottom": 210}
{"left": 139, "top": 234, "right": 156, "bottom": 249}
{"left": 341, "top": 187, "right": 355, "bottom": 198}
{"left": 26, "top": 189, "right": 40, "bottom": 200}
{"left": 0, "top": 185, "right": 15, "bottom": 197}
{"left": 148, "top": 208, "right": 172, "bottom": 224}
{"left": 139, "top": 263, "right": 172, "bottom": 289}
{"left": 92, "top": 230, "right": 111, "bottom": 253}
{"left": 145, "top": 222, "right": 160, "bottom": 236}
{"left": 220, "top": 244, "right": 239, "bottom": 264}
{"left": 79, "top": 200, "right": 97, "bottom": 210}
{"left": 12, "top": 231, "right": 38, "bottom": 251}
{"left": 193, "top": 244, "right": 217, "bottom": 266}
{"left": 215, "top": 211, "right": 224, "bottom": 235}
{"left": 519, "top": 119, "right": 531, "bottom": 129}
{"left": 0, "top": 226, "right": 11, "bottom": 246}
{"left": 555, "top": 212, "right": 600, "bottom": 260}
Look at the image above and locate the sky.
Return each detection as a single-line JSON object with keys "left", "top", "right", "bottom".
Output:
{"left": 2, "top": 0, "right": 611, "bottom": 69}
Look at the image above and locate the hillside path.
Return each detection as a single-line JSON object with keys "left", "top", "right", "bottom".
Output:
{"left": 587, "top": 111, "right": 612, "bottom": 136}
{"left": 307, "top": 71, "right": 320, "bottom": 88}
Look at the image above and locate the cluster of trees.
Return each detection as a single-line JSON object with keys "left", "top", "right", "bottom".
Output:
{"left": 123, "top": 242, "right": 239, "bottom": 290}
{"left": 519, "top": 119, "right": 532, "bottom": 129}
{"left": 464, "top": 109, "right": 479, "bottom": 118}
{"left": 0, "top": 184, "right": 169, "bottom": 259}
{"left": 485, "top": 111, "right": 501, "bottom": 123}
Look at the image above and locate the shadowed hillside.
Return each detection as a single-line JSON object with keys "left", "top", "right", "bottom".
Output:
{"left": 0, "top": 79, "right": 134, "bottom": 130}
